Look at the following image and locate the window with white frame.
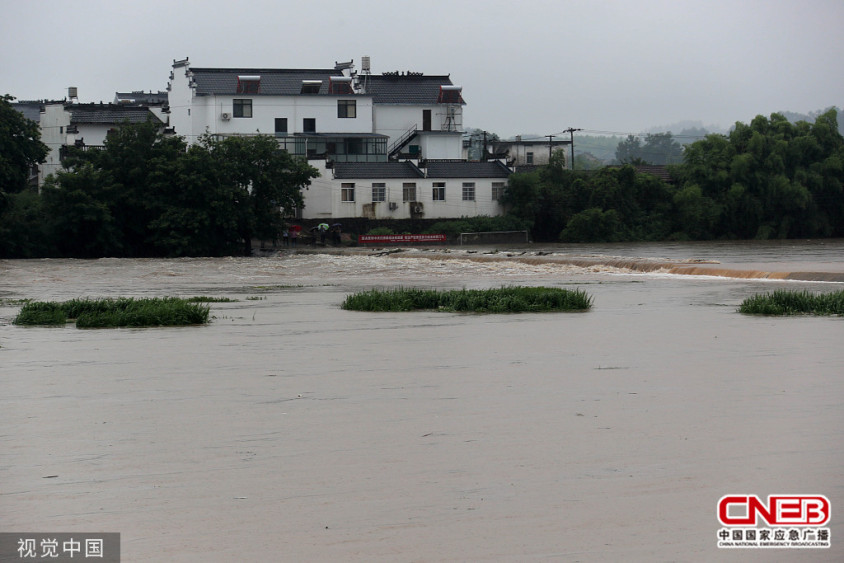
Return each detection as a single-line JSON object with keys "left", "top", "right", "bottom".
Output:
{"left": 341, "top": 183, "right": 355, "bottom": 202}
{"left": 402, "top": 182, "right": 417, "bottom": 202}
{"left": 462, "top": 182, "right": 475, "bottom": 201}
{"left": 491, "top": 182, "right": 505, "bottom": 201}
{"left": 372, "top": 183, "right": 386, "bottom": 202}
{"left": 432, "top": 182, "right": 446, "bottom": 201}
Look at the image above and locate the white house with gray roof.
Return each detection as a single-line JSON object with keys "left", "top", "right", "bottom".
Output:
{"left": 167, "top": 56, "right": 511, "bottom": 220}
{"left": 302, "top": 160, "right": 509, "bottom": 220}
{"left": 36, "top": 102, "right": 165, "bottom": 188}
{"left": 166, "top": 57, "right": 464, "bottom": 163}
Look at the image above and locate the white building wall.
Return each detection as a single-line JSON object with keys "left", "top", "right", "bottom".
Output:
{"left": 419, "top": 178, "right": 506, "bottom": 219}
{"left": 417, "top": 134, "right": 463, "bottom": 160}
{"left": 374, "top": 104, "right": 463, "bottom": 158}
{"left": 38, "top": 104, "right": 71, "bottom": 184}
{"left": 167, "top": 61, "right": 194, "bottom": 143}
{"left": 299, "top": 163, "right": 505, "bottom": 220}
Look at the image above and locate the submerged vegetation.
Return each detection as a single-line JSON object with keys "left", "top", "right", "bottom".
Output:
{"left": 739, "top": 289, "right": 844, "bottom": 316}
{"left": 13, "top": 297, "right": 211, "bottom": 327}
{"left": 341, "top": 286, "right": 592, "bottom": 313}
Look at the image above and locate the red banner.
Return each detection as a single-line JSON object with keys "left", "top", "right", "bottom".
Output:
{"left": 359, "top": 234, "right": 447, "bottom": 244}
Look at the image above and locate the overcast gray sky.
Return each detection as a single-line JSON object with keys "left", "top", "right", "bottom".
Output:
{"left": 3, "top": 0, "right": 842, "bottom": 138}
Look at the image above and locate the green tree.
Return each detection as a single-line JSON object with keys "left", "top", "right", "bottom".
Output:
{"left": 41, "top": 162, "right": 123, "bottom": 257}
{"left": 615, "top": 135, "right": 643, "bottom": 164}
{"left": 0, "top": 95, "right": 49, "bottom": 213}
{"left": 641, "top": 132, "right": 684, "bottom": 164}
{"left": 201, "top": 134, "right": 319, "bottom": 254}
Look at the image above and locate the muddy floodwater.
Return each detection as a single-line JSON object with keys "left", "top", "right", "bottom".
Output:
{"left": 1, "top": 240, "right": 843, "bottom": 561}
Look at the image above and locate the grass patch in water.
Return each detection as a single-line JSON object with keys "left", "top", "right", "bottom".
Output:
{"left": 341, "top": 286, "right": 592, "bottom": 313}
{"left": 739, "top": 289, "right": 844, "bottom": 316}
{"left": 185, "top": 296, "right": 236, "bottom": 303}
{"left": 13, "top": 297, "right": 210, "bottom": 327}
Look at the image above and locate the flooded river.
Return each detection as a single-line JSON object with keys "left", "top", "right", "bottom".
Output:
{"left": 1, "top": 240, "right": 843, "bottom": 561}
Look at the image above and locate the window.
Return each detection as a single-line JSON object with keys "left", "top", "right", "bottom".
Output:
{"left": 462, "top": 182, "right": 475, "bottom": 201}
{"left": 233, "top": 99, "right": 252, "bottom": 118}
{"left": 274, "top": 118, "right": 288, "bottom": 137}
{"left": 372, "top": 183, "right": 386, "bottom": 202}
{"left": 341, "top": 183, "right": 355, "bottom": 202}
{"left": 338, "top": 100, "right": 356, "bottom": 118}
{"left": 345, "top": 138, "right": 362, "bottom": 154}
{"left": 303, "top": 118, "right": 316, "bottom": 133}
{"left": 432, "top": 182, "right": 446, "bottom": 201}
{"left": 402, "top": 183, "right": 417, "bottom": 202}
{"left": 237, "top": 75, "right": 261, "bottom": 94}
{"left": 301, "top": 80, "right": 322, "bottom": 94}
{"left": 491, "top": 182, "right": 505, "bottom": 201}
{"left": 526, "top": 151, "right": 534, "bottom": 164}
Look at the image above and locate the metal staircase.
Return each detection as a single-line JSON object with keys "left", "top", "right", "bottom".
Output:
{"left": 388, "top": 124, "right": 418, "bottom": 159}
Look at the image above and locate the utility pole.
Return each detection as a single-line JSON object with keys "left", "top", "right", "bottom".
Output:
{"left": 545, "top": 134, "right": 555, "bottom": 162}
{"left": 562, "top": 127, "right": 582, "bottom": 170}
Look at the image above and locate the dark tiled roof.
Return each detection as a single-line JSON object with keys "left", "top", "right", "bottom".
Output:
{"left": 607, "top": 164, "right": 676, "bottom": 183}
{"left": 333, "top": 162, "right": 424, "bottom": 179}
{"left": 12, "top": 102, "right": 42, "bottom": 123}
{"left": 190, "top": 68, "right": 342, "bottom": 95}
{"left": 424, "top": 160, "right": 512, "bottom": 179}
{"left": 365, "top": 75, "right": 463, "bottom": 104}
{"left": 632, "top": 164, "right": 675, "bottom": 183}
{"left": 69, "top": 105, "right": 163, "bottom": 125}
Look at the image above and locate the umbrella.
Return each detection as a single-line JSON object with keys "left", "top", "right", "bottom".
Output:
{"left": 290, "top": 225, "right": 302, "bottom": 232}
{"left": 331, "top": 223, "right": 342, "bottom": 227}
{"left": 318, "top": 223, "right": 329, "bottom": 230}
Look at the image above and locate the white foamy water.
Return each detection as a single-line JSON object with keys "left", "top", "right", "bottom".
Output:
{"left": 1, "top": 241, "right": 842, "bottom": 561}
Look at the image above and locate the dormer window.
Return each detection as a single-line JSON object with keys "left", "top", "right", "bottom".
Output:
{"left": 438, "top": 85, "right": 463, "bottom": 103}
{"left": 237, "top": 75, "right": 261, "bottom": 94}
{"left": 329, "top": 77, "right": 353, "bottom": 94}
{"left": 301, "top": 80, "right": 322, "bottom": 94}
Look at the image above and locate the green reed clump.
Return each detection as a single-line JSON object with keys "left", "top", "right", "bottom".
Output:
{"left": 14, "top": 297, "right": 210, "bottom": 327}
{"left": 12, "top": 301, "right": 68, "bottom": 325}
{"left": 342, "top": 286, "right": 592, "bottom": 313}
{"left": 739, "top": 289, "right": 844, "bottom": 316}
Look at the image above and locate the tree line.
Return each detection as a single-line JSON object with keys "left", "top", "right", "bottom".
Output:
{"left": 2, "top": 92, "right": 842, "bottom": 255}
{"left": 502, "top": 109, "right": 844, "bottom": 242}
{"left": 1, "top": 96, "right": 317, "bottom": 258}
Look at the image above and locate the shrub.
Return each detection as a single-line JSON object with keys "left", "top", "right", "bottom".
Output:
{"left": 342, "top": 286, "right": 592, "bottom": 313}
{"left": 739, "top": 289, "right": 844, "bottom": 316}
{"left": 14, "top": 297, "right": 210, "bottom": 327}
{"left": 366, "top": 226, "right": 396, "bottom": 236}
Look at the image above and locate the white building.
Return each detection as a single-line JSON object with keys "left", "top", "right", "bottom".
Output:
{"left": 166, "top": 57, "right": 510, "bottom": 220}
{"left": 36, "top": 102, "right": 165, "bottom": 187}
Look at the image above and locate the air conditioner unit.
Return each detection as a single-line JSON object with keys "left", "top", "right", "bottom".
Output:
{"left": 221, "top": 112, "right": 231, "bottom": 121}
{"left": 388, "top": 202, "right": 398, "bottom": 211}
